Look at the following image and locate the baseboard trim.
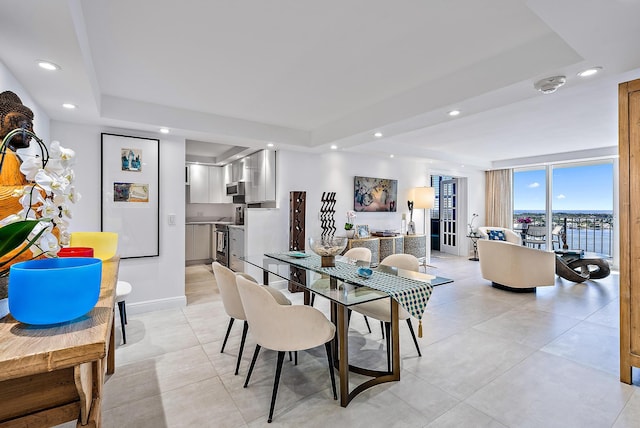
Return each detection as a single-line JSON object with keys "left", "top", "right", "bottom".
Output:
{"left": 126, "top": 296, "right": 187, "bottom": 315}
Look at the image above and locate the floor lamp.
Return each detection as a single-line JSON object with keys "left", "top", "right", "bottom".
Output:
{"left": 413, "top": 187, "right": 435, "bottom": 236}
{"left": 413, "top": 187, "right": 435, "bottom": 270}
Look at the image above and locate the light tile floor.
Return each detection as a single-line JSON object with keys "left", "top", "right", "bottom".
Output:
{"left": 57, "top": 252, "right": 640, "bottom": 427}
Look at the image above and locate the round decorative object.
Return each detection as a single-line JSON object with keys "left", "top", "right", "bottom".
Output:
{"left": 309, "top": 236, "right": 348, "bottom": 267}
{"left": 9, "top": 257, "right": 103, "bottom": 325}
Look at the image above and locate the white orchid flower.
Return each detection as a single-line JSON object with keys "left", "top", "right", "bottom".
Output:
{"left": 67, "top": 186, "right": 81, "bottom": 204}
{"left": 30, "top": 230, "right": 60, "bottom": 257}
{"left": 19, "top": 189, "right": 45, "bottom": 210}
{"left": 38, "top": 199, "right": 60, "bottom": 218}
{"left": 34, "top": 169, "right": 70, "bottom": 196}
{"left": 49, "top": 141, "right": 75, "bottom": 164}
{"left": 19, "top": 155, "right": 43, "bottom": 181}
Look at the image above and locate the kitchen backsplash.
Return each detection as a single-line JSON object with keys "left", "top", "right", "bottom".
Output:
{"left": 186, "top": 203, "right": 235, "bottom": 219}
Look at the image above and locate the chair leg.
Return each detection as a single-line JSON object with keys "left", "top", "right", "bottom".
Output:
{"left": 268, "top": 351, "right": 286, "bottom": 423}
{"left": 406, "top": 319, "right": 422, "bottom": 357}
{"left": 310, "top": 294, "right": 315, "bottom": 306}
{"left": 289, "top": 351, "right": 293, "bottom": 362}
{"left": 221, "top": 318, "right": 235, "bottom": 353}
{"left": 384, "top": 322, "right": 391, "bottom": 373}
{"left": 235, "top": 321, "right": 249, "bottom": 375}
{"left": 117, "top": 301, "right": 127, "bottom": 344}
{"left": 363, "top": 316, "right": 372, "bottom": 333}
{"left": 123, "top": 300, "right": 128, "bottom": 324}
{"left": 325, "top": 342, "right": 337, "bottom": 400}
{"left": 381, "top": 321, "right": 385, "bottom": 339}
{"left": 244, "top": 345, "right": 261, "bottom": 388}
{"left": 294, "top": 351, "right": 298, "bottom": 366}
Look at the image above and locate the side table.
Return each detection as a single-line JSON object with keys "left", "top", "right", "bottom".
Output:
{"left": 467, "top": 233, "right": 481, "bottom": 261}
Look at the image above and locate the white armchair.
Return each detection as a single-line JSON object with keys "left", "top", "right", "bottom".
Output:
{"left": 477, "top": 239, "right": 555, "bottom": 291}
{"left": 477, "top": 226, "right": 522, "bottom": 245}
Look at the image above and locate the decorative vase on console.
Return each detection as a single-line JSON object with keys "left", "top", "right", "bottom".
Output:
{"left": 345, "top": 210, "right": 356, "bottom": 239}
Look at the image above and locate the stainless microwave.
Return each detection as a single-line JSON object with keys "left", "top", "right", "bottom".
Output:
{"left": 226, "top": 181, "right": 245, "bottom": 196}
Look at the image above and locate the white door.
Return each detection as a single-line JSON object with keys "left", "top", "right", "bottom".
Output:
{"left": 440, "top": 179, "right": 459, "bottom": 255}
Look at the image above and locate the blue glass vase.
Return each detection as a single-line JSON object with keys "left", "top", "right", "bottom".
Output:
{"left": 8, "top": 257, "right": 103, "bottom": 325}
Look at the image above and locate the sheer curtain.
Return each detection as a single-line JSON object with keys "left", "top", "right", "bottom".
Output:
{"left": 485, "top": 169, "right": 513, "bottom": 228}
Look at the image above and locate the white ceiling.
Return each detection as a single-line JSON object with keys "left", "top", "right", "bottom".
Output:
{"left": 2, "top": 0, "right": 640, "bottom": 169}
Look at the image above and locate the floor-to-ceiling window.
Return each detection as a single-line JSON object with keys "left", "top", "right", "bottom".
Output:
{"left": 513, "top": 161, "right": 614, "bottom": 257}
{"left": 513, "top": 167, "right": 547, "bottom": 226}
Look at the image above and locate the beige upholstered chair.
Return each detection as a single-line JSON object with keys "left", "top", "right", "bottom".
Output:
{"left": 350, "top": 254, "right": 422, "bottom": 371}
{"left": 477, "top": 239, "right": 555, "bottom": 291}
{"left": 212, "top": 262, "right": 291, "bottom": 376}
{"left": 236, "top": 276, "right": 337, "bottom": 423}
{"left": 477, "top": 226, "right": 522, "bottom": 245}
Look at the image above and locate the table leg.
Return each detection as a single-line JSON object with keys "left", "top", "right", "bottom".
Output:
{"left": 107, "top": 315, "right": 115, "bottom": 375}
{"left": 337, "top": 303, "right": 350, "bottom": 407}
{"left": 390, "top": 300, "right": 400, "bottom": 380}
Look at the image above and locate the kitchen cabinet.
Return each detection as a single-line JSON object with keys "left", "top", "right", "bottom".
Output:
{"left": 188, "top": 164, "right": 209, "bottom": 203}
{"left": 188, "top": 165, "right": 226, "bottom": 203}
{"left": 245, "top": 149, "right": 276, "bottom": 203}
{"left": 229, "top": 226, "right": 245, "bottom": 272}
{"left": 186, "top": 224, "right": 211, "bottom": 261}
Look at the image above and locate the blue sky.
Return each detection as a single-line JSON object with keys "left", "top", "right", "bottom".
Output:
{"left": 513, "top": 163, "right": 613, "bottom": 211}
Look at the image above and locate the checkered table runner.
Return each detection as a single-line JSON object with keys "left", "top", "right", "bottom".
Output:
{"left": 265, "top": 253, "right": 433, "bottom": 325}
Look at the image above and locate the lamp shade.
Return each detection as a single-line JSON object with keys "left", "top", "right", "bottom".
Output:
{"left": 413, "top": 187, "right": 435, "bottom": 209}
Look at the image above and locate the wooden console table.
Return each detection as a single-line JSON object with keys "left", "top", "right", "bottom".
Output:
{"left": 0, "top": 257, "right": 120, "bottom": 428}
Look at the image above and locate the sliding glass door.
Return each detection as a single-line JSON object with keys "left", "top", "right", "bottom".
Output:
{"left": 513, "top": 161, "right": 614, "bottom": 257}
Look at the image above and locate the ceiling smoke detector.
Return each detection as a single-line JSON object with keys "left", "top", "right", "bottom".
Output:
{"left": 534, "top": 76, "right": 566, "bottom": 94}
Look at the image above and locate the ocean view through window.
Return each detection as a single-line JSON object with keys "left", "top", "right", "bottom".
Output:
{"left": 513, "top": 162, "right": 614, "bottom": 257}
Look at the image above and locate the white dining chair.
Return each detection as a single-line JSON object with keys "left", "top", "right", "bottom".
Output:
{"left": 236, "top": 275, "right": 337, "bottom": 423}
{"left": 212, "top": 262, "right": 291, "bottom": 375}
{"left": 349, "top": 253, "right": 422, "bottom": 372}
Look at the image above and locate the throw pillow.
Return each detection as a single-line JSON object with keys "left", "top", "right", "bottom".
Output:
{"left": 488, "top": 229, "right": 506, "bottom": 241}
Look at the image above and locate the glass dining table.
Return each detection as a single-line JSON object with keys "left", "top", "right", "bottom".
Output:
{"left": 241, "top": 252, "right": 453, "bottom": 407}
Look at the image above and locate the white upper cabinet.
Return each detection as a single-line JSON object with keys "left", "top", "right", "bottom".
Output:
{"left": 245, "top": 149, "right": 276, "bottom": 203}
{"left": 188, "top": 164, "right": 225, "bottom": 203}
{"left": 188, "top": 164, "right": 209, "bottom": 203}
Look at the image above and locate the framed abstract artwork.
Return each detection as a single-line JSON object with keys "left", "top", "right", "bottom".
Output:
{"left": 354, "top": 176, "right": 398, "bottom": 212}
{"left": 101, "top": 133, "right": 159, "bottom": 258}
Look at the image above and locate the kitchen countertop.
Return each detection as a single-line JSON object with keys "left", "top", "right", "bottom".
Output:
{"left": 185, "top": 218, "right": 234, "bottom": 225}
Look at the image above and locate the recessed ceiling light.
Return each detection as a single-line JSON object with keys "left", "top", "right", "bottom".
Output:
{"left": 330, "top": 145, "right": 338, "bottom": 150}
{"left": 448, "top": 110, "right": 461, "bottom": 116}
{"left": 267, "top": 143, "right": 274, "bottom": 147}
{"left": 389, "top": 154, "right": 394, "bottom": 158}
{"left": 62, "top": 103, "right": 76, "bottom": 109}
{"left": 374, "top": 132, "right": 383, "bottom": 138}
{"left": 159, "top": 128, "right": 170, "bottom": 134}
{"left": 37, "top": 60, "right": 60, "bottom": 71}
{"left": 577, "top": 67, "right": 602, "bottom": 77}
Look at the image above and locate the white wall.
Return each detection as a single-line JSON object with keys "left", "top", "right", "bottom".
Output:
{"left": 51, "top": 121, "right": 186, "bottom": 313}
{"left": 245, "top": 149, "right": 486, "bottom": 271}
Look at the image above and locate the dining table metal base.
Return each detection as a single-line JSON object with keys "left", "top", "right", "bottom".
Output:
{"left": 330, "top": 297, "right": 400, "bottom": 407}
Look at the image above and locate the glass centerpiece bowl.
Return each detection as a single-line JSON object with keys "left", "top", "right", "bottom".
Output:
{"left": 309, "top": 236, "right": 348, "bottom": 267}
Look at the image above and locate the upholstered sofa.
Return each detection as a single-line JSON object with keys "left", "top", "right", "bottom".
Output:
{"left": 477, "top": 226, "right": 522, "bottom": 245}
{"left": 477, "top": 239, "right": 556, "bottom": 292}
